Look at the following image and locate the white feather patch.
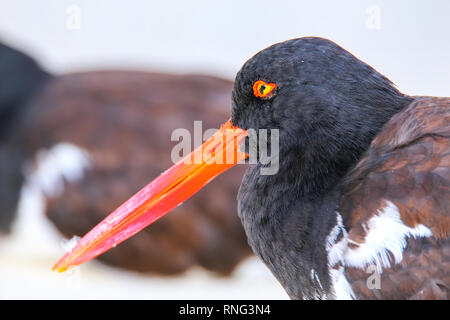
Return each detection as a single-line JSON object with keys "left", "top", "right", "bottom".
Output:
{"left": 326, "top": 213, "right": 348, "bottom": 267}
{"left": 344, "top": 201, "right": 432, "bottom": 273}
{"left": 326, "top": 212, "right": 355, "bottom": 300}
{"left": 310, "top": 268, "right": 323, "bottom": 290}
{"left": 329, "top": 266, "right": 355, "bottom": 300}
{"left": 28, "top": 142, "right": 91, "bottom": 197}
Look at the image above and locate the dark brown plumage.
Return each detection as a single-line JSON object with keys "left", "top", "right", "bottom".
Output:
{"left": 339, "top": 97, "right": 450, "bottom": 299}
{"left": 341, "top": 97, "right": 450, "bottom": 240}
{"left": 346, "top": 237, "right": 449, "bottom": 299}
{"left": 1, "top": 42, "right": 251, "bottom": 275}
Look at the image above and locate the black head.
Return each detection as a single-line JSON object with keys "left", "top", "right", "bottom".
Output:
{"left": 231, "top": 37, "right": 412, "bottom": 163}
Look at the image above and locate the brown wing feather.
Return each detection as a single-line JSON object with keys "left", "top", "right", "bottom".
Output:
{"left": 339, "top": 97, "right": 450, "bottom": 299}
{"left": 346, "top": 237, "right": 450, "bottom": 299}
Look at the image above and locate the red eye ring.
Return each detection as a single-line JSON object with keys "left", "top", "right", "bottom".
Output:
{"left": 253, "top": 80, "right": 277, "bottom": 99}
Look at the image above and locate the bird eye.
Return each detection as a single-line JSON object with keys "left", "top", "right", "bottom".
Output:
{"left": 252, "top": 80, "right": 277, "bottom": 99}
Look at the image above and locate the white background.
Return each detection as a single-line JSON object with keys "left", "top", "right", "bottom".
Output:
{"left": 1, "top": 0, "right": 449, "bottom": 95}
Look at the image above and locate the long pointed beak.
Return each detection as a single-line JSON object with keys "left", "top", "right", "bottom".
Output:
{"left": 52, "top": 119, "right": 247, "bottom": 272}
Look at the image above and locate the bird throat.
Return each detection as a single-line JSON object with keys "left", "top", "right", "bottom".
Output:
{"left": 237, "top": 147, "right": 346, "bottom": 299}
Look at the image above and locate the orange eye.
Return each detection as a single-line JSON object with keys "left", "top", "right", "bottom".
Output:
{"left": 253, "top": 80, "right": 277, "bottom": 99}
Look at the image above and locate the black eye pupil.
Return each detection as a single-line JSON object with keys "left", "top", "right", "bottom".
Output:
{"left": 259, "top": 85, "right": 266, "bottom": 95}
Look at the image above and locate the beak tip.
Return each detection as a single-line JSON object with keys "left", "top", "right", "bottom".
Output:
{"left": 52, "top": 255, "right": 71, "bottom": 273}
{"left": 52, "top": 264, "right": 70, "bottom": 273}
{"left": 51, "top": 263, "right": 64, "bottom": 273}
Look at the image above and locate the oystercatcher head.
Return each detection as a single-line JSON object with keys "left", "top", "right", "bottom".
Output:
{"left": 53, "top": 37, "right": 450, "bottom": 300}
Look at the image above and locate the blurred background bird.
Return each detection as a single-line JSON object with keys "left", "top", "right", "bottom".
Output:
{"left": 0, "top": 41, "right": 252, "bottom": 276}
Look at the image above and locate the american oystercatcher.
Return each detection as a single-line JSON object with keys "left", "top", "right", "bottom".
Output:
{"left": 0, "top": 41, "right": 251, "bottom": 275}
{"left": 53, "top": 37, "right": 449, "bottom": 299}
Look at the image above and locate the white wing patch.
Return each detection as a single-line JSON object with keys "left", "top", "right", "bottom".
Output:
{"left": 326, "top": 213, "right": 348, "bottom": 267}
{"left": 344, "top": 201, "right": 433, "bottom": 273}
{"left": 28, "top": 142, "right": 91, "bottom": 197}
{"left": 329, "top": 266, "right": 355, "bottom": 300}
{"left": 326, "top": 212, "right": 355, "bottom": 300}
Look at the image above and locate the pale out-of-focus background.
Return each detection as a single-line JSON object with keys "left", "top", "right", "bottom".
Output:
{"left": 0, "top": 0, "right": 449, "bottom": 299}
{"left": 2, "top": 0, "right": 450, "bottom": 95}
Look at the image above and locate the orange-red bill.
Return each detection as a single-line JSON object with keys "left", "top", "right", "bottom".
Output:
{"left": 52, "top": 119, "right": 247, "bottom": 272}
